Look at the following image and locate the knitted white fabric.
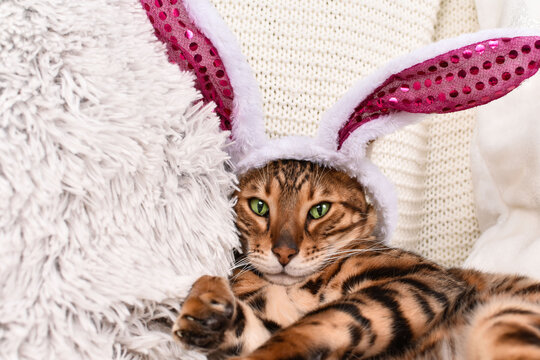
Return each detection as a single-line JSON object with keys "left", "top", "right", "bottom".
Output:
{"left": 211, "top": 0, "right": 480, "bottom": 266}
{"left": 415, "top": 0, "right": 481, "bottom": 266}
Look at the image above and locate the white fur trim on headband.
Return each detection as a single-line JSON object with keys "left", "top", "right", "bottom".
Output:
{"left": 236, "top": 137, "right": 398, "bottom": 242}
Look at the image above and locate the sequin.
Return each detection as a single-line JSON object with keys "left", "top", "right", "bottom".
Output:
{"left": 451, "top": 55, "right": 459, "bottom": 64}
{"left": 463, "top": 85, "right": 471, "bottom": 94}
{"left": 496, "top": 55, "right": 505, "bottom": 64}
{"left": 442, "top": 107, "right": 451, "bottom": 112}
{"left": 439, "top": 61, "right": 448, "bottom": 68}
{"left": 489, "top": 40, "right": 499, "bottom": 49}
{"left": 481, "top": 96, "right": 491, "bottom": 102}
{"left": 413, "top": 82, "right": 421, "bottom": 90}
{"left": 417, "top": 71, "right": 426, "bottom": 76}
{"left": 164, "top": 24, "right": 172, "bottom": 32}
{"left": 223, "top": 89, "right": 232, "bottom": 97}
{"left": 199, "top": 66, "right": 207, "bottom": 73}
{"left": 516, "top": 66, "right": 525, "bottom": 75}
{"left": 529, "top": 60, "right": 537, "bottom": 69}
{"left": 438, "top": 93, "right": 446, "bottom": 101}
{"left": 219, "top": 80, "right": 228, "bottom": 86}
{"left": 185, "top": 30, "right": 193, "bottom": 39}
{"left": 400, "top": 84, "right": 410, "bottom": 92}
{"left": 428, "top": 65, "right": 437, "bottom": 72}
{"left": 426, "top": 95, "right": 435, "bottom": 104}
{"left": 155, "top": 0, "right": 162, "bottom": 7}
{"left": 377, "top": 91, "right": 386, "bottom": 98}
{"left": 173, "top": 8, "right": 180, "bottom": 17}
{"left": 475, "top": 44, "right": 485, "bottom": 54}
{"left": 425, "top": 79, "right": 432, "bottom": 87}
{"left": 178, "top": 20, "right": 186, "bottom": 27}
{"left": 149, "top": 15, "right": 154, "bottom": 23}
{"left": 483, "top": 61, "right": 492, "bottom": 70}
{"left": 389, "top": 97, "right": 398, "bottom": 104}
{"left": 171, "top": 44, "right": 179, "bottom": 51}
{"left": 502, "top": 37, "right": 511, "bottom": 42}
{"left": 507, "top": 85, "right": 517, "bottom": 92}
{"left": 536, "top": 40, "right": 540, "bottom": 49}
{"left": 189, "top": 42, "right": 198, "bottom": 51}
{"left": 522, "top": 45, "right": 531, "bottom": 54}
{"left": 489, "top": 77, "right": 498, "bottom": 86}
{"left": 170, "top": 0, "right": 177, "bottom": 3}
{"left": 502, "top": 72, "right": 511, "bottom": 81}
{"left": 509, "top": 50, "right": 518, "bottom": 59}
{"left": 495, "top": 90, "right": 504, "bottom": 97}
{"left": 446, "top": 73, "right": 454, "bottom": 81}
{"left": 414, "top": 98, "right": 422, "bottom": 106}
{"left": 463, "top": 49, "right": 473, "bottom": 59}
{"left": 144, "top": 3, "right": 150, "bottom": 11}
{"left": 159, "top": 11, "right": 167, "bottom": 20}
{"left": 194, "top": 54, "right": 202, "bottom": 63}
{"left": 213, "top": 59, "right": 222, "bottom": 67}
{"left": 475, "top": 82, "right": 485, "bottom": 90}
{"left": 435, "top": 76, "right": 443, "bottom": 84}
{"left": 458, "top": 70, "right": 466, "bottom": 78}
{"left": 454, "top": 104, "right": 463, "bottom": 110}
{"left": 216, "top": 70, "right": 225, "bottom": 78}
{"left": 450, "top": 90, "right": 459, "bottom": 98}
{"left": 470, "top": 66, "right": 479, "bottom": 75}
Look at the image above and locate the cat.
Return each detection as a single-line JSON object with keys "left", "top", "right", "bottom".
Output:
{"left": 173, "top": 159, "right": 540, "bottom": 360}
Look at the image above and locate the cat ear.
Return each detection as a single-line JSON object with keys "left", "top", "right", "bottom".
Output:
{"left": 141, "top": 0, "right": 266, "bottom": 162}
{"left": 318, "top": 31, "right": 540, "bottom": 156}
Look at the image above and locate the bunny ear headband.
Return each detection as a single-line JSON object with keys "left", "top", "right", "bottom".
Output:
{"left": 142, "top": 0, "right": 540, "bottom": 241}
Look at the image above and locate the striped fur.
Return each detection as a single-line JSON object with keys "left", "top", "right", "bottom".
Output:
{"left": 173, "top": 160, "right": 540, "bottom": 359}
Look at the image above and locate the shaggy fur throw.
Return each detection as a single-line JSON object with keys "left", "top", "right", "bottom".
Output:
{"left": 0, "top": 0, "right": 238, "bottom": 359}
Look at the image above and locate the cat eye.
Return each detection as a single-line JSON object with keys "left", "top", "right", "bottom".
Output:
{"left": 309, "top": 202, "right": 330, "bottom": 219}
{"left": 249, "top": 198, "right": 269, "bottom": 217}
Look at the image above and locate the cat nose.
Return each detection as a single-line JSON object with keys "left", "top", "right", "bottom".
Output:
{"left": 272, "top": 246, "right": 298, "bottom": 266}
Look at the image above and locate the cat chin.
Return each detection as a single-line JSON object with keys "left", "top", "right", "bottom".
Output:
{"left": 264, "top": 272, "right": 306, "bottom": 286}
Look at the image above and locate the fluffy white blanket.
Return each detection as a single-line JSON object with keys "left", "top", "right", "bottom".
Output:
{"left": 0, "top": 1, "right": 237, "bottom": 359}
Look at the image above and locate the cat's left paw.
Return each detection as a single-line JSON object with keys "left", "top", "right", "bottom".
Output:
{"left": 173, "top": 275, "right": 235, "bottom": 351}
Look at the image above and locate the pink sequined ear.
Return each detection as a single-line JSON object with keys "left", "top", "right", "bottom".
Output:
{"left": 338, "top": 36, "right": 540, "bottom": 148}
{"left": 142, "top": 0, "right": 234, "bottom": 131}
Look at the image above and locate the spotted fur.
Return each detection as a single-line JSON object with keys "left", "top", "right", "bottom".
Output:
{"left": 173, "top": 160, "right": 540, "bottom": 360}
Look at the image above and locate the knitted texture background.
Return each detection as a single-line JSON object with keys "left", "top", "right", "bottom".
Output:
{"left": 211, "top": 0, "right": 480, "bottom": 266}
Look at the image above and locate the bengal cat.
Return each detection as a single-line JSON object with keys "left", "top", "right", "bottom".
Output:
{"left": 173, "top": 160, "right": 540, "bottom": 360}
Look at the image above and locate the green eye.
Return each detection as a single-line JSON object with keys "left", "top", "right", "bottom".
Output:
{"left": 309, "top": 202, "right": 330, "bottom": 219}
{"left": 249, "top": 198, "right": 269, "bottom": 216}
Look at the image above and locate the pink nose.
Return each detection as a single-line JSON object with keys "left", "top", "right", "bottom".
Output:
{"left": 272, "top": 246, "right": 298, "bottom": 266}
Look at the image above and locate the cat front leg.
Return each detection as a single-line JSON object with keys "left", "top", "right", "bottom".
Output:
{"left": 232, "top": 280, "right": 466, "bottom": 360}
{"left": 173, "top": 275, "right": 272, "bottom": 359}
{"left": 173, "top": 276, "right": 236, "bottom": 354}
{"left": 228, "top": 301, "right": 366, "bottom": 360}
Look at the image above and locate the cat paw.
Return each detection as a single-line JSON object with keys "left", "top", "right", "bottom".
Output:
{"left": 173, "top": 275, "right": 235, "bottom": 350}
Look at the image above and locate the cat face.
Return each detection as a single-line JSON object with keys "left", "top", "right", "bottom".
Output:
{"left": 234, "top": 160, "right": 377, "bottom": 285}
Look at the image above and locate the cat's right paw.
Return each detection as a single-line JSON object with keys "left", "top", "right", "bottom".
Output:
{"left": 173, "top": 275, "right": 235, "bottom": 350}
